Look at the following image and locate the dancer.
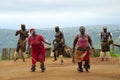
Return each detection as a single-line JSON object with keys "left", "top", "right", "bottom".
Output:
{"left": 28, "top": 28, "right": 51, "bottom": 72}
{"left": 14, "top": 24, "right": 29, "bottom": 62}
{"left": 72, "top": 26, "right": 94, "bottom": 72}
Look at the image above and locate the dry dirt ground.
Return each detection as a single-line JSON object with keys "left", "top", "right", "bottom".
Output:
{"left": 0, "top": 57, "right": 120, "bottom": 80}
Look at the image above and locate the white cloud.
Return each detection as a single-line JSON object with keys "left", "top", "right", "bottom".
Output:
{"left": 0, "top": 0, "right": 120, "bottom": 29}
{"left": 0, "top": 0, "right": 119, "bottom": 12}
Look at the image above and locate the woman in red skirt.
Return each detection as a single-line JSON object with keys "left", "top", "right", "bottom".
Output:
{"left": 28, "top": 28, "right": 51, "bottom": 72}
{"left": 72, "top": 26, "right": 94, "bottom": 72}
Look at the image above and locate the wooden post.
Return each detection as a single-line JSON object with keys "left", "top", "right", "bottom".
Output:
{"left": 45, "top": 46, "right": 52, "bottom": 57}
{"left": 2, "top": 48, "right": 5, "bottom": 60}
{"left": 9, "top": 48, "right": 16, "bottom": 59}
{"left": 95, "top": 49, "right": 101, "bottom": 57}
{"left": 45, "top": 48, "right": 51, "bottom": 57}
{"left": 2, "top": 48, "right": 9, "bottom": 60}
{"left": 8, "top": 48, "right": 11, "bottom": 60}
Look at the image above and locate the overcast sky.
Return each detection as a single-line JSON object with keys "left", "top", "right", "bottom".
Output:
{"left": 0, "top": 0, "right": 120, "bottom": 29}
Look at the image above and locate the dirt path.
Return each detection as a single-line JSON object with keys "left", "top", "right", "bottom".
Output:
{"left": 0, "top": 57, "right": 120, "bottom": 80}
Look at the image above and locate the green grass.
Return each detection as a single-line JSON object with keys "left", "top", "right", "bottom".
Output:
{"left": 0, "top": 54, "right": 1, "bottom": 60}
{"left": 110, "top": 51, "right": 120, "bottom": 58}
{"left": 91, "top": 50, "right": 120, "bottom": 58}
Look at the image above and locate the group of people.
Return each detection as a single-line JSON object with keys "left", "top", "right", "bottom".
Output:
{"left": 14, "top": 24, "right": 113, "bottom": 72}
{"left": 14, "top": 24, "right": 51, "bottom": 72}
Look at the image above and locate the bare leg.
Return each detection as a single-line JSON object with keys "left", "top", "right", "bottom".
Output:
{"left": 84, "top": 60, "right": 90, "bottom": 72}
{"left": 77, "top": 62, "right": 83, "bottom": 72}
{"left": 31, "top": 64, "right": 36, "bottom": 72}
{"left": 40, "top": 62, "right": 46, "bottom": 72}
{"left": 53, "top": 51, "right": 57, "bottom": 62}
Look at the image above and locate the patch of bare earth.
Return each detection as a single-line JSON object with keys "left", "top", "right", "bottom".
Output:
{"left": 0, "top": 57, "right": 120, "bottom": 80}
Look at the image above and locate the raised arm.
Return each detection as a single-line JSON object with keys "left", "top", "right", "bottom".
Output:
{"left": 15, "top": 30, "right": 20, "bottom": 36}
{"left": 20, "top": 30, "right": 29, "bottom": 38}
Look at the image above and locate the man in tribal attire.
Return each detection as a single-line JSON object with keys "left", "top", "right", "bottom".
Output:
{"left": 14, "top": 24, "right": 29, "bottom": 62}
{"left": 52, "top": 26, "right": 65, "bottom": 64}
{"left": 72, "top": 26, "right": 94, "bottom": 72}
{"left": 100, "top": 27, "right": 112, "bottom": 61}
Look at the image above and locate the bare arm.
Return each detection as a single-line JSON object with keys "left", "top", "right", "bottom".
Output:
{"left": 109, "top": 32, "right": 112, "bottom": 40}
{"left": 27, "top": 44, "right": 30, "bottom": 50}
{"left": 44, "top": 40, "right": 51, "bottom": 45}
{"left": 72, "top": 35, "right": 78, "bottom": 53}
{"left": 72, "top": 35, "right": 78, "bottom": 63}
{"left": 20, "top": 30, "right": 29, "bottom": 38}
{"left": 61, "top": 32, "right": 65, "bottom": 43}
{"left": 88, "top": 35, "right": 94, "bottom": 49}
{"left": 52, "top": 39, "right": 56, "bottom": 45}
{"left": 15, "top": 30, "right": 20, "bottom": 36}
{"left": 25, "top": 31, "right": 29, "bottom": 38}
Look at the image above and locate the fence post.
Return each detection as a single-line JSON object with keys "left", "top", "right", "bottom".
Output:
{"left": 2, "top": 48, "right": 9, "bottom": 60}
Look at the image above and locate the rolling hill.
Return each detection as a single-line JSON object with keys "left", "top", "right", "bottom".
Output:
{"left": 0, "top": 25, "right": 120, "bottom": 55}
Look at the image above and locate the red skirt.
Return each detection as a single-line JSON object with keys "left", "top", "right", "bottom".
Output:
{"left": 31, "top": 47, "right": 45, "bottom": 64}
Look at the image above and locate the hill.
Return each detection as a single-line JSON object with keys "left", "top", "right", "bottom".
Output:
{"left": 0, "top": 25, "right": 120, "bottom": 55}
